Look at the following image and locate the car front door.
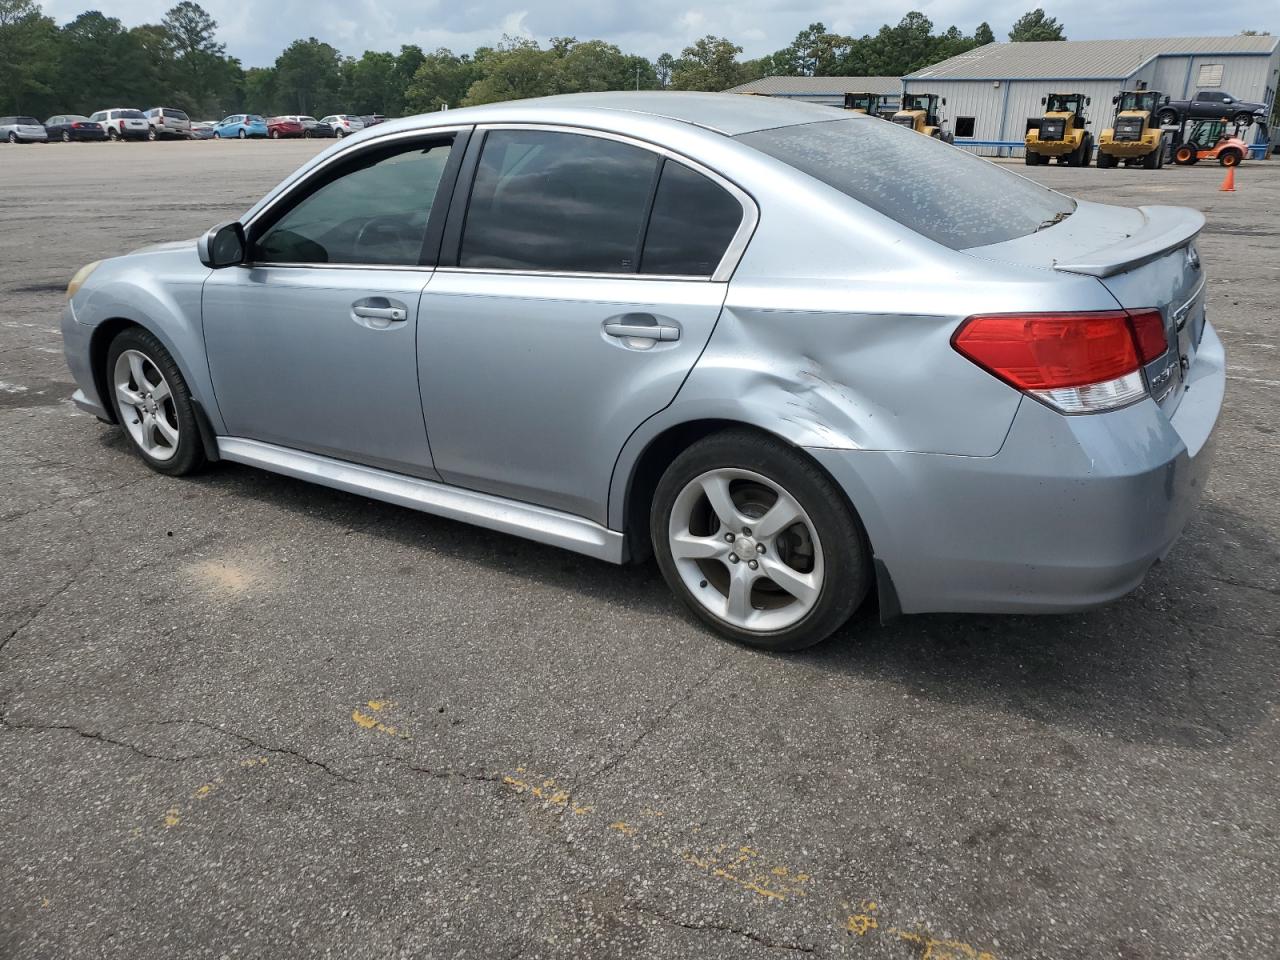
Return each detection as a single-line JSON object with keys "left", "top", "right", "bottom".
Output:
{"left": 202, "top": 129, "right": 467, "bottom": 477}
{"left": 418, "top": 126, "right": 754, "bottom": 523}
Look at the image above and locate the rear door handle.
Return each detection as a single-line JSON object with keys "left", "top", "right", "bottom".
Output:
{"left": 603, "top": 314, "right": 680, "bottom": 342}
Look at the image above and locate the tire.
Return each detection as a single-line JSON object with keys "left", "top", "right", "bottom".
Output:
{"left": 651, "top": 429, "right": 870, "bottom": 651}
{"left": 1218, "top": 148, "right": 1242, "bottom": 167}
{"left": 107, "top": 127, "right": 119, "bottom": 141}
{"left": 1174, "top": 144, "right": 1198, "bottom": 165}
{"left": 62, "top": 131, "right": 72, "bottom": 142}
{"left": 237, "top": 128, "right": 246, "bottom": 139}
{"left": 105, "top": 328, "right": 207, "bottom": 476}
{"left": 1024, "top": 150, "right": 1039, "bottom": 166}
{"left": 1079, "top": 133, "right": 1093, "bottom": 167}
{"left": 335, "top": 128, "right": 345, "bottom": 139}
{"left": 303, "top": 129, "right": 312, "bottom": 139}
{"left": 8, "top": 132, "right": 17, "bottom": 144}
{"left": 1097, "top": 150, "right": 1115, "bottom": 169}
{"left": 213, "top": 131, "right": 220, "bottom": 139}
{"left": 1232, "top": 112, "right": 1253, "bottom": 127}
{"left": 147, "top": 127, "right": 157, "bottom": 141}
{"left": 1143, "top": 144, "right": 1160, "bottom": 169}
{"left": 270, "top": 129, "right": 279, "bottom": 139}
{"left": 1157, "top": 109, "right": 1178, "bottom": 127}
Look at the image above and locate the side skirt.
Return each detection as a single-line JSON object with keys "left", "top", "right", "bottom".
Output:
{"left": 216, "top": 437, "right": 626, "bottom": 564}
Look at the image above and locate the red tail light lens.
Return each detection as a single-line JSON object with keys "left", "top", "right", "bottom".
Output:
{"left": 953, "top": 309, "right": 1165, "bottom": 414}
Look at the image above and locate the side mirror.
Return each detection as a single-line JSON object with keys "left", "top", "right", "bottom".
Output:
{"left": 1086, "top": 97, "right": 1091, "bottom": 105}
{"left": 1041, "top": 96, "right": 1047, "bottom": 105}
{"left": 941, "top": 98, "right": 947, "bottom": 106}
{"left": 198, "top": 221, "right": 246, "bottom": 269}
{"left": 1162, "top": 96, "right": 1170, "bottom": 104}
{"left": 1112, "top": 96, "right": 1119, "bottom": 104}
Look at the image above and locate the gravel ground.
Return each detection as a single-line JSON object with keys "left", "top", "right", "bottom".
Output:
{"left": 1, "top": 139, "right": 1277, "bottom": 960}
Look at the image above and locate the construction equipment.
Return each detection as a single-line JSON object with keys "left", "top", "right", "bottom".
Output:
{"left": 1024, "top": 93, "right": 1094, "bottom": 167}
{"left": 891, "top": 93, "right": 953, "bottom": 143}
{"left": 1172, "top": 118, "right": 1248, "bottom": 167}
{"left": 843, "top": 93, "right": 892, "bottom": 118}
{"left": 1096, "top": 90, "right": 1167, "bottom": 169}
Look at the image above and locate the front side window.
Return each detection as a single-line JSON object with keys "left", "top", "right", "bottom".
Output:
{"left": 738, "top": 118, "right": 1075, "bottom": 250}
{"left": 460, "top": 129, "right": 659, "bottom": 273}
{"left": 640, "top": 160, "right": 742, "bottom": 276}
{"left": 252, "top": 138, "right": 454, "bottom": 266}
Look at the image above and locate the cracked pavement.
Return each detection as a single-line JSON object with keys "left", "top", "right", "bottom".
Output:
{"left": 2, "top": 141, "right": 1279, "bottom": 959}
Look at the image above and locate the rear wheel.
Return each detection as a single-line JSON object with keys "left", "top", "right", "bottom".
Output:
{"left": 105, "top": 328, "right": 207, "bottom": 476}
{"left": 1024, "top": 150, "right": 1040, "bottom": 166}
{"left": 335, "top": 128, "right": 346, "bottom": 139}
{"left": 1142, "top": 144, "right": 1160, "bottom": 169}
{"left": 1232, "top": 112, "right": 1254, "bottom": 127}
{"left": 651, "top": 430, "right": 870, "bottom": 651}
{"left": 1219, "top": 148, "right": 1242, "bottom": 167}
{"left": 7, "top": 132, "right": 17, "bottom": 144}
{"left": 270, "top": 129, "right": 279, "bottom": 139}
{"left": 147, "top": 127, "right": 157, "bottom": 141}
{"left": 1097, "top": 150, "right": 1116, "bottom": 168}
{"left": 1078, "top": 133, "right": 1093, "bottom": 168}
{"left": 237, "top": 128, "right": 246, "bottom": 139}
{"left": 1174, "top": 144, "right": 1198, "bottom": 165}
{"left": 62, "top": 130, "right": 71, "bottom": 142}
{"left": 107, "top": 127, "right": 119, "bottom": 141}
{"left": 1157, "top": 108, "right": 1179, "bottom": 127}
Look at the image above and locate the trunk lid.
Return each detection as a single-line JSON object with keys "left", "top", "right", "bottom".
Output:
{"left": 965, "top": 201, "right": 1206, "bottom": 415}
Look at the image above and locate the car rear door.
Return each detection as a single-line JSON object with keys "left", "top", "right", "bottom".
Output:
{"left": 202, "top": 129, "right": 469, "bottom": 477}
{"left": 417, "top": 126, "right": 755, "bottom": 524}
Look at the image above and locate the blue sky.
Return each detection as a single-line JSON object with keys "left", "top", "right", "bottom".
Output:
{"left": 41, "top": 0, "right": 1273, "bottom": 67}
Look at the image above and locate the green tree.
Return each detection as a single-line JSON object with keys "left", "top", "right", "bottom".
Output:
{"left": 670, "top": 36, "right": 750, "bottom": 91}
{"left": 403, "top": 47, "right": 481, "bottom": 112}
{"left": 0, "top": 0, "right": 59, "bottom": 114}
{"left": 162, "top": 2, "right": 231, "bottom": 115}
{"left": 974, "top": 22, "right": 996, "bottom": 45}
{"left": 557, "top": 39, "right": 653, "bottom": 92}
{"left": 655, "top": 52, "right": 674, "bottom": 88}
{"left": 240, "top": 64, "right": 275, "bottom": 114}
{"left": 272, "top": 37, "right": 343, "bottom": 115}
{"left": 769, "top": 23, "right": 853, "bottom": 77}
{"left": 56, "top": 11, "right": 154, "bottom": 111}
{"left": 1009, "top": 9, "right": 1066, "bottom": 41}
{"left": 343, "top": 49, "right": 398, "bottom": 113}
{"left": 463, "top": 37, "right": 561, "bottom": 105}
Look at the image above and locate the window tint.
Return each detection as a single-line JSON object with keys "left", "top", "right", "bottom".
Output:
{"left": 252, "top": 138, "right": 454, "bottom": 266}
{"left": 17, "top": 117, "right": 40, "bottom": 125}
{"left": 640, "top": 161, "right": 742, "bottom": 276}
{"left": 737, "top": 118, "right": 1075, "bottom": 250}
{"left": 119, "top": 110, "right": 145, "bottom": 119}
{"left": 460, "top": 129, "right": 659, "bottom": 273}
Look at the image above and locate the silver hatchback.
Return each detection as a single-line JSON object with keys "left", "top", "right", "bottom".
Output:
{"left": 60, "top": 93, "right": 1224, "bottom": 650}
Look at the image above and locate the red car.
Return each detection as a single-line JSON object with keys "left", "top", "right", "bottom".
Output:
{"left": 266, "top": 117, "right": 305, "bottom": 140}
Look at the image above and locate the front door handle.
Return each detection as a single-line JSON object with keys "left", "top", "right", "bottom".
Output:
{"left": 603, "top": 314, "right": 680, "bottom": 342}
{"left": 351, "top": 298, "right": 408, "bottom": 330}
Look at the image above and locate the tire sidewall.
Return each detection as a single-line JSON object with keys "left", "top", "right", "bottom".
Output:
{"left": 650, "top": 430, "right": 870, "bottom": 651}
{"left": 105, "top": 327, "right": 206, "bottom": 476}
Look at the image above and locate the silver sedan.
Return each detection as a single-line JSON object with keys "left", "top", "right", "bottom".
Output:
{"left": 60, "top": 92, "right": 1224, "bottom": 650}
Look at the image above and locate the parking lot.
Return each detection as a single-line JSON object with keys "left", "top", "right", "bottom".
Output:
{"left": 1, "top": 140, "right": 1278, "bottom": 958}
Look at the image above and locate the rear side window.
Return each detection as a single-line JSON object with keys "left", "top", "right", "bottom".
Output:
{"left": 737, "top": 118, "right": 1076, "bottom": 250}
{"left": 17, "top": 117, "right": 40, "bottom": 125}
{"left": 640, "top": 161, "right": 742, "bottom": 276}
{"left": 460, "top": 129, "right": 659, "bottom": 273}
{"left": 252, "top": 138, "right": 454, "bottom": 266}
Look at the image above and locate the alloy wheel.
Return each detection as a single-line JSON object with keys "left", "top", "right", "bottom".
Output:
{"left": 667, "top": 468, "right": 824, "bottom": 632}
{"left": 113, "top": 349, "right": 180, "bottom": 461}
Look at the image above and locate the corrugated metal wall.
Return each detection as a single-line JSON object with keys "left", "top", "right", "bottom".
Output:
{"left": 906, "top": 49, "right": 1278, "bottom": 157}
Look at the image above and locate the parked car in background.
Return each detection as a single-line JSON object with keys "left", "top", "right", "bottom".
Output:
{"left": 212, "top": 114, "right": 268, "bottom": 139}
{"left": 1157, "top": 90, "right": 1269, "bottom": 127}
{"left": 145, "top": 106, "right": 192, "bottom": 140}
{"left": 320, "top": 114, "right": 365, "bottom": 137}
{"left": 360, "top": 114, "right": 387, "bottom": 127}
{"left": 58, "top": 92, "right": 1224, "bottom": 651}
{"left": 190, "top": 121, "right": 216, "bottom": 140}
{"left": 43, "top": 115, "right": 107, "bottom": 142}
{"left": 266, "top": 116, "right": 305, "bottom": 139}
{"left": 274, "top": 115, "right": 332, "bottom": 138}
{"left": 89, "top": 109, "right": 148, "bottom": 141}
{"left": 0, "top": 116, "right": 49, "bottom": 143}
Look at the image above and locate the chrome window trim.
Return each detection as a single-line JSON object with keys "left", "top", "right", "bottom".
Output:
{"left": 457, "top": 122, "right": 759, "bottom": 283}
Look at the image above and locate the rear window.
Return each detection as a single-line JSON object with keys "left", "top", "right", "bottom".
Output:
{"left": 737, "top": 118, "right": 1076, "bottom": 250}
{"left": 165, "top": 109, "right": 189, "bottom": 121}
{"left": 119, "top": 110, "right": 146, "bottom": 119}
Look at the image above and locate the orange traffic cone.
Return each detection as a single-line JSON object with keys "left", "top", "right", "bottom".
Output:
{"left": 1219, "top": 166, "right": 1236, "bottom": 192}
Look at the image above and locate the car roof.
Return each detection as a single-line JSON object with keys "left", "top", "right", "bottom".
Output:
{"left": 379, "top": 92, "right": 839, "bottom": 137}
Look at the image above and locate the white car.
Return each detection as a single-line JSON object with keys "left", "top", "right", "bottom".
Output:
{"left": 89, "top": 108, "right": 149, "bottom": 141}
{"left": 320, "top": 114, "right": 365, "bottom": 138}
{"left": 144, "top": 106, "right": 192, "bottom": 140}
{"left": 0, "top": 116, "right": 48, "bottom": 143}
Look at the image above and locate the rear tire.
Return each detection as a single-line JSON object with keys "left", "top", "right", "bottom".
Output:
{"left": 1218, "top": 148, "right": 1242, "bottom": 167}
{"left": 1157, "top": 108, "right": 1179, "bottom": 127}
{"left": 1232, "top": 112, "right": 1253, "bottom": 127}
{"left": 147, "top": 127, "right": 157, "bottom": 141}
{"left": 1079, "top": 133, "right": 1093, "bottom": 168}
{"left": 651, "top": 430, "right": 870, "bottom": 651}
{"left": 1174, "top": 144, "right": 1198, "bottom": 165}
{"left": 8, "top": 132, "right": 17, "bottom": 144}
{"left": 105, "top": 328, "right": 207, "bottom": 477}
{"left": 237, "top": 128, "right": 246, "bottom": 139}
{"left": 1143, "top": 144, "right": 1160, "bottom": 169}
{"left": 108, "top": 128, "right": 119, "bottom": 141}
{"left": 62, "top": 131, "right": 71, "bottom": 142}
{"left": 1097, "top": 150, "right": 1116, "bottom": 168}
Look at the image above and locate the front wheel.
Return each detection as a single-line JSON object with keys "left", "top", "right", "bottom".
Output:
{"left": 1174, "top": 144, "right": 1198, "bottom": 165}
{"left": 106, "top": 328, "right": 206, "bottom": 476}
{"left": 237, "top": 128, "right": 246, "bottom": 139}
{"left": 1232, "top": 112, "right": 1254, "bottom": 127}
{"left": 1157, "top": 109, "right": 1178, "bottom": 127}
{"left": 1219, "top": 148, "right": 1242, "bottom": 167}
{"left": 651, "top": 430, "right": 870, "bottom": 651}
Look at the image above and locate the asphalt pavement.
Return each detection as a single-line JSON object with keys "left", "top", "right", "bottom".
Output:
{"left": 1, "top": 139, "right": 1277, "bottom": 959}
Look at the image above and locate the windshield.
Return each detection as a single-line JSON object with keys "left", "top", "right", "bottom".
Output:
{"left": 1046, "top": 95, "right": 1081, "bottom": 114}
{"left": 1118, "top": 93, "right": 1158, "bottom": 113}
{"left": 737, "top": 118, "right": 1075, "bottom": 250}
{"left": 247, "top": 115, "right": 264, "bottom": 122}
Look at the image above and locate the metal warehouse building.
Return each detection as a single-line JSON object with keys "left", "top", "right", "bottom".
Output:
{"left": 725, "top": 75, "right": 902, "bottom": 110}
{"left": 903, "top": 36, "right": 1279, "bottom": 157}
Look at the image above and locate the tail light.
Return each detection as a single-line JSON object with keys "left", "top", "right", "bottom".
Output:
{"left": 953, "top": 309, "right": 1167, "bottom": 414}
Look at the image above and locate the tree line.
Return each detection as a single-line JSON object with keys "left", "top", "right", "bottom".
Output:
{"left": 0, "top": 0, "right": 1066, "bottom": 119}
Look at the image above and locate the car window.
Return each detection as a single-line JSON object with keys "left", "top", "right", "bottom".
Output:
{"left": 640, "top": 160, "right": 743, "bottom": 276}
{"left": 737, "top": 118, "right": 1076, "bottom": 251}
{"left": 252, "top": 138, "right": 455, "bottom": 267}
{"left": 460, "top": 129, "right": 659, "bottom": 273}
{"left": 120, "top": 110, "right": 145, "bottom": 119}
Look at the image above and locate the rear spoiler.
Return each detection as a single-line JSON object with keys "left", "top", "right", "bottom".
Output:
{"left": 1053, "top": 205, "right": 1205, "bottom": 278}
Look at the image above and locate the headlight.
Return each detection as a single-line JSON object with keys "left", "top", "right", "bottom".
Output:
{"left": 67, "top": 260, "right": 101, "bottom": 299}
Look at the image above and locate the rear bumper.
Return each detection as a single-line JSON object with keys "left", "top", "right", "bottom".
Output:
{"left": 809, "top": 321, "right": 1225, "bottom": 615}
